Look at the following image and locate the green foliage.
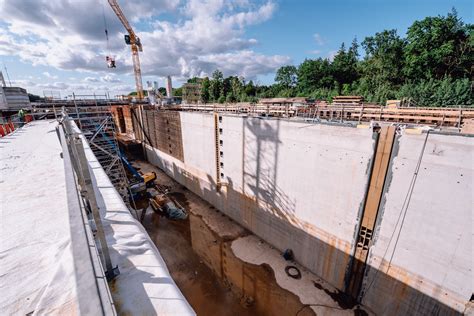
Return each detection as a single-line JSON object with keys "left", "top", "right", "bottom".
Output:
{"left": 173, "top": 87, "right": 183, "bottom": 97}
{"left": 297, "top": 58, "right": 333, "bottom": 93}
{"left": 210, "top": 70, "right": 223, "bottom": 102}
{"left": 396, "top": 77, "right": 472, "bottom": 106}
{"left": 331, "top": 39, "right": 359, "bottom": 92}
{"left": 201, "top": 77, "right": 210, "bottom": 103}
{"left": 275, "top": 65, "right": 297, "bottom": 88}
{"left": 403, "top": 8, "right": 472, "bottom": 80}
{"left": 361, "top": 29, "right": 406, "bottom": 85}
{"left": 128, "top": 90, "right": 148, "bottom": 96}
{"left": 181, "top": 10, "right": 472, "bottom": 107}
{"left": 28, "top": 93, "right": 42, "bottom": 102}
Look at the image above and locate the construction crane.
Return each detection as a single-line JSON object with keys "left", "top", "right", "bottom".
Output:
{"left": 107, "top": 0, "right": 144, "bottom": 100}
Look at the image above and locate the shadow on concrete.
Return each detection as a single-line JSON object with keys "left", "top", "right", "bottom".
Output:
{"left": 143, "top": 115, "right": 466, "bottom": 316}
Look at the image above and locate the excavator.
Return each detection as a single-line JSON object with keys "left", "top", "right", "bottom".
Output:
{"left": 120, "top": 154, "right": 156, "bottom": 197}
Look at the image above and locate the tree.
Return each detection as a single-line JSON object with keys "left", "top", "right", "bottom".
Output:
{"left": 331, "top": 40, "right": 359, "bottom": 93}
{"left": 275, "top": 65, "right": 297, "bottom": 88}
{"left": 297, "top": 58, "right": 333, "bottom": 93}
{"left": 209, "top": 70, "right": 223, "bottom": 102}
{"left": 244, "top": 80, "right": 256, "bottom": 97}
{"left": 173, "top": 87, "right": 182, "bottom": 97}
{"left": 361, "top": 29, "right": 406, "bottom": 85}
{"left": 201, "top": 77, "right": 210, "bottom": 103}
{"left": 230, "top": 76, "right": 242, "bottom": 98}
{"left": 185, "top": 10, "right": 472, "bottom": 107}
{"left": 404, "top": 9, "right": 473, "bottom": 80}
{"left": 187, "top": 77, "right": 201, "bottom": 84}
{"left": 28, "top": 93, "right": 42, "bottom": 102}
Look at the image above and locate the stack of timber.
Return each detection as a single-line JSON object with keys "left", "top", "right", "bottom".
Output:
{"left": 298, "top": 105, "right": 474, "bottom": 128}
{"left": 332, "top": 95, "right": 364, "bottom": 105}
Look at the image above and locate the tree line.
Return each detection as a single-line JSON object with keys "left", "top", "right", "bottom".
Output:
{"left": 185, "top": 10, "right": 472, "bottom": 107}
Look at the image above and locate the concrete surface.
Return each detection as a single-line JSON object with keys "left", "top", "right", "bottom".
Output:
{"left": 141, "top": 111, "right": 473, "bottom": 315}
{"left": 362, "top": 132, "right": 473, "bottom": 315}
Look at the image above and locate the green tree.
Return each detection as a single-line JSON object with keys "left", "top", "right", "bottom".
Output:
{"left": 209, "top": 70, "right": 223, "bottom": 102}
{"left": 275, "top": 65, "right": 297, "bottom": 88}
{"left": 361, "top": 29, "right": 406, "bottom": 85}
{"left": 230, "top": 76, "right": 242, "bottom": 98}
{"left": 173, "top": 87, "right": 182, "bottom": 97}
{"left": 331, "top": 39, "right": 359, "bottom": 93}
{"left": 297, "top": 58, "right": 333, "bottom": 93}
{"left": 201, "top": 77, "right": 210, "bottom": 103}
{"left": 244, "top": 80, "right": 256, "bottom": 97}
{"left": 404, "top": 9, "right": 473, "bottom": 80}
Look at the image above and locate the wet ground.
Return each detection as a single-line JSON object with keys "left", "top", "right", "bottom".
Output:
{"left": 131, "top": 158, "right": 370, "bottom": 316}
{"left": 142, "top": 213, "right": 258, "bottom": 316}
{"left": 133, "top": 159, "right": 259, "bottom": 315}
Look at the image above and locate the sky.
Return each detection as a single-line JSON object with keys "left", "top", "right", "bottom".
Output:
{"left": 0, "top": 0, "right": 472, "bottom": 98}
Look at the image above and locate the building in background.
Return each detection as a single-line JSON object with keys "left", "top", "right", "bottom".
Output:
{"left": 0, "top": 71, "right": 31, "bottom": 113}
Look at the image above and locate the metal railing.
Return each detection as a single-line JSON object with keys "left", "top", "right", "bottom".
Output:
{"left": 58, "top": 111, "right": 119, "bottom": 281}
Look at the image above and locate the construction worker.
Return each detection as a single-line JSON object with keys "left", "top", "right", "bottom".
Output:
{"left": 18, "top": 108, "right": 25, "bottom": 126}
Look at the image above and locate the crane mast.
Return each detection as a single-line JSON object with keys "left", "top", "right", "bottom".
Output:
{"left": 107, "top": 0, "right": 144, "bottom": 100}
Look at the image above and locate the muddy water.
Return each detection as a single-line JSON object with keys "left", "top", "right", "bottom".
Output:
{"left": 134, "top": 159, "right": 314, "bottom": 315}
{"left": 142, "top": 212, "right": 258, "bottom": 316}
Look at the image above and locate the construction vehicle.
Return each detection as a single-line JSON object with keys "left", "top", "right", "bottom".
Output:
{"left": 149, "top": 187, "right": 188, "bottom": 220}
{"left": 107, "top": 0, "right": 144, "bottom": 99}
{"left": 120, "top": 154, "right": 156, "bottom": 196}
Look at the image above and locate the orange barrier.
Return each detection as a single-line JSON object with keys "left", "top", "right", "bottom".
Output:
{"left": 5, "top": 123, "right": 11, "bottom": 134}
{"left": 0, "top": 125, "right": 5, "bottom": 137}
{"left": 25, "top": 115, "right": 33, "bottom": 123}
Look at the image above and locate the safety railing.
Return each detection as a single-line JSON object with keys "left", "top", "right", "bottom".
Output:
{"left": 58, "top": 110, "right": 119, "bottom": 281}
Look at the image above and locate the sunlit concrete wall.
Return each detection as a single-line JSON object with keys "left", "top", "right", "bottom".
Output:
{"left": 361, "top": 133, "right": 473, "bottom": 315}
{"left": 143, "top": 111, "right": 473, "bottom": 315}
{"left": 147, "top": 112, "right": 375, "bottom": 290}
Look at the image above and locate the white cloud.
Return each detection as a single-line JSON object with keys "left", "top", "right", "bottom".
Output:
{"left": 83, "top": 76, "right": 99, "bottom": 83}
{"left": 42, "top": 71, "right": 58, "bottom": 79}
{"left": 0, "top": 0, "right": 288, "bottom": 94}
{"left": 313, "top": 33, "right": 324, "bottom": 46}
{"left": 101, "top": 74, "right": 121, "bottom": 83}
{"left": 308, "top": 50, "right": 321, "bottom": 55}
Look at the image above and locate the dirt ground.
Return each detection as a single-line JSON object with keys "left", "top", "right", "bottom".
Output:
{"left": 142, "top": 213, "right": 258, "bottom": 316}
{"left": 135, "top": 160, "right": 259, "bottom": 315}
{"left": 132, "top": 158, "right": 368, "bottom": 316}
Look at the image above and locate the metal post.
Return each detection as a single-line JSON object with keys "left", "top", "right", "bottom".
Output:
{"left": 65, "top": 118, "right": 119, "bottom": 281}
{"left": 73, "top": 93, "right": 81, "bottom": 128}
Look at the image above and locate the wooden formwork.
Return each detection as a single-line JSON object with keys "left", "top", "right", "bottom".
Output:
{"left": 299, "top": 105, "right": 474, "bottom": 128}
{"left": 143, "top": 110, "right": 184, "bottom": 162}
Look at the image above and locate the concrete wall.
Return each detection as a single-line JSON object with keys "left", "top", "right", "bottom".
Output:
{"left": 147, "top": 112, "right": 375, "bottom": 290}
{"left": 361, "top": 133, "right": 473, "bottom": 315}
{"left": 219, "top": 115, "right": 375, "bottom": 289}
{"left": 141, "top": 110, "right": 473, "bottom": 315}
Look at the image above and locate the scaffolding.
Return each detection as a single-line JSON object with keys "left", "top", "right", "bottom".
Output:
{"left": 37, "top": 94, "right": 134, "bottom": 208}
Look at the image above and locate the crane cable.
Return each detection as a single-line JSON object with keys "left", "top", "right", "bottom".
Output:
{"left": 101, "top": 2, "right": 110, "bottom": 55}
{"left": 361, "top": 130, "right": 431, "bottom": 300}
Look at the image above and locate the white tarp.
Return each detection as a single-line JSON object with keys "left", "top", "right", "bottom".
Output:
{"left": 77, "top": 123, "right": 195, "bottom": 315}
{"left": 1, "top": 120, "right": 195, "bottom": 315}
{"left": 0, "top": 121, "right": 114, "bottom": 315}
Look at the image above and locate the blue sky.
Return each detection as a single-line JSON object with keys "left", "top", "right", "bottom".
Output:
{"left": 0, "top": 0, "right": 471, "bottom": 97}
